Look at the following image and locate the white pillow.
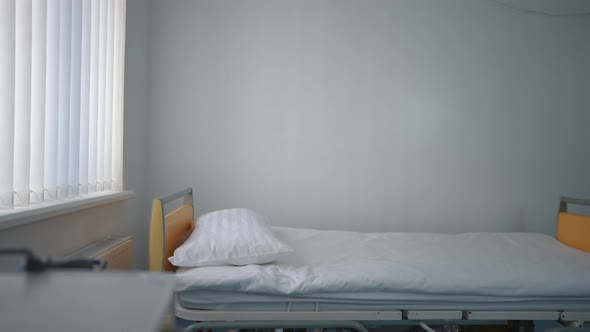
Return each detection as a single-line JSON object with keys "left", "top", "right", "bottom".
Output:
{"left": 168, "top": 208, "right": 293, "bottom": 267}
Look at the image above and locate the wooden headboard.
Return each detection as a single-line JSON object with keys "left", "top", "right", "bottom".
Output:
{"left": 149, "top": 188, "right": 196, "bottom": 272}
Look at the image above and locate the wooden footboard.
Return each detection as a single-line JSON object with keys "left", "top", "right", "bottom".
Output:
{"left": 557, "top": 197, "right": 590, "bottom": 253}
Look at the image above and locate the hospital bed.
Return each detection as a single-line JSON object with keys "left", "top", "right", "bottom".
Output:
{"left": 149, "top": 188, "right": 590, "bottom": 332}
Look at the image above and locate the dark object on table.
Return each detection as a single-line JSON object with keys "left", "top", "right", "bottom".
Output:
{"left": 0, "top": 248, "right": 107, "bottom": 272}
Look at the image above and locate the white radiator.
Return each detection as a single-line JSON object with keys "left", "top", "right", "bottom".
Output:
{"left": 68, "top": 236, "right": 133, "bottom": 270}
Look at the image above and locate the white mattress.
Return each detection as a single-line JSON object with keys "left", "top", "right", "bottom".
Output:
{"left": 177, "top": 291, "right": 590, "bottom": 311}
{"left": 175, "top": 227, "right": 590, "bottom": 310}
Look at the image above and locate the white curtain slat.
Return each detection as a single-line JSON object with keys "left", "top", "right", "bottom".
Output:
{"left": 112, "top": 0, "right": 126, "bottom": 191}
{"left": 44, "top": 0, "right": 60, "bottom": 201}
{"left": 97, "top": 0, "right": 107, "bottom": 192}
{"left": 88, "top": 0, "right": 100, "bottom": 193}
{"left": 79, "top": 0, "right": 91, "bottom": 195}
{"left": 118, "top": 0, "right": 126, "bottom": 191}
{"left": 110, "top": 0, "right": 121, "bottom": 190}
{"left": 30, "top": 0, "right": 47, "bottom": 204}
{"left": 111, "top": 0, "right": 119, "bottom": 191}
{"left": 119, "top": 0, "right": 126, "bottom": 191}
{"left": 14, "top": 0, "right": 32, "bottom": 206}
{"left": 68, "top": 0, "right": 82, "bottom": 198}
{"left": 0, "top": 0, "right": 16, "bottom": 209}
{"left": 104, "top": 0, "right": 114, "bottom": 191}
{"left": 57, "top": 0, "right": 72, "bottom": 200}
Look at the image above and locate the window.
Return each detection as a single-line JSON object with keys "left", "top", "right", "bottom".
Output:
{"left": 0, "top": 0, "right": 126, "bottom": 210}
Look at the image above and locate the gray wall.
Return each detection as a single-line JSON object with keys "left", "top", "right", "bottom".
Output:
{"left": 0, "top": 0, "right": 151, "bottom": 268}
{"left": 2, "top": 0, "right": 589, "bottom": 270}
{"left": 146, "top": 0, "right": 590, "bottom": 237}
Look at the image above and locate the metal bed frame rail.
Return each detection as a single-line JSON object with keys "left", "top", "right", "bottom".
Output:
{"left": 159, "top": 187, "right": 194, "bottom": 206}
{"left": 185, "top": 320, "right": 369, "bottom": 332}
{"left": 184, "top": 320, "right": 590, "bottom": 332}
{"left": 559, "top": 196, "right": 590, "bottom": 212}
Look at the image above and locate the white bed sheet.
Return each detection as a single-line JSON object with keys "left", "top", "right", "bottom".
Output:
{"left": 175, "top": 227, "right": 590, "bottom": 302}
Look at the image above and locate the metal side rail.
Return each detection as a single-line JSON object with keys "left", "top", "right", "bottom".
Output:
{"left": 185, "top": 320, "right": 369, "bottom": 332}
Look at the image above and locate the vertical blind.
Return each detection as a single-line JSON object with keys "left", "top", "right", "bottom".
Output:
{"left": 0, "top": 0, "right": 126, "bottom": 210}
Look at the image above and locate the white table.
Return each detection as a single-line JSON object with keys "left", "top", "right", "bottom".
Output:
{"left": 0, "top": 271, "right": 175, "bottom": 332}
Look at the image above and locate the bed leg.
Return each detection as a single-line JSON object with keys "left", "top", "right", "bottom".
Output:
{"left": 419, "top": 322, "right": 436, "bottom": 332}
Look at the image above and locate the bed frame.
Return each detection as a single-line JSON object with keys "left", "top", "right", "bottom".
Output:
{"left": 150, "top": 188, "right": 590, "bottom": 332}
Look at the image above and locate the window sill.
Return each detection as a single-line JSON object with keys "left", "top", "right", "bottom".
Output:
{"left": 0, "top": 190, "right": 135, "bottom": 231}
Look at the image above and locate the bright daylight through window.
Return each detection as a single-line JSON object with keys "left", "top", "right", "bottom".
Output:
{"left": 0, "top": 0, "right": 127, "bottom": 210}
